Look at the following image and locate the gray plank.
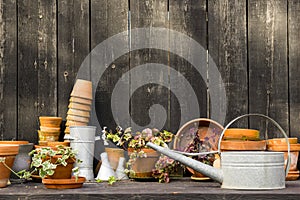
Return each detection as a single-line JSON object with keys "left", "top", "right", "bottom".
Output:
{"left": 130, "top": 0, "right": 169, "bottom": 131}
{"left": 208, "top": 0, "right": 248, "bottom": 128}
{"left": 248, "top": 0, "right": 288, "bottom": 139}
{"left": 57, "top": 0, "right": 90, "bottom": 120}
{"left": 37, "top": 0, "right": 57, "bottom": 117}
{"left": 17, "top": 0, "right": 39, "bottom": 142}
{"left": 289, "top": 0, "right": 300, "bottom": 140}
{"left": 169, "top": 0, "right": 208, "bottom": 133}
{"left": 0, "top": 0, "right": 17, "bottom": 140}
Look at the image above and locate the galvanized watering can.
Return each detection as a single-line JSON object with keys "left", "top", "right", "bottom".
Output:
{"left": 147, "top": 114, "right": 291, "bottom": 190}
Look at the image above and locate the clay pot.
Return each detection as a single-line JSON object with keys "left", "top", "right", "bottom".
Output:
{"left": 66, "top": 120, "right": 88, "bottom": 126}
{"left": 38, "top": 130, "right": 60, "bottom": 142}
{"left": 70, "top": 79, "right": 92, "bottom": 100}
{"left": 127, "top": 148, "right": 160, "bottom": 178}
{"left": 42, "top": 176, "right": 85, "bottom": 189}
{"left": 69, "top": 97, "right": 92, "bottom": 105}
{"left": 67, "top": 108, "right": 90, "bottom": 118}
{"left": 68, "top": 102, "right": 91, "bottom": 111}
{"left": 47, "top": 156, "right": 75, "bottom": 179}
{"left": 267, "top": 138, "right": 298, "bottom": 145}
{"left": 267, "top": 143, "right": 300, "bottom": 171}
{"left": 47, "top": 141, "right": 70, "bottom": 147}
{"left": 0, "top": 144, "right": 19, "bottom": 188}
{"left": 223, "top": 128, "right": 260, "bottom": 141}
{"left": 220, "top": 140, "right": 267, "bottom": 151}
{"left": 66, "top": 115, "right": 89, "bottom": 123}
{"left": 105, "top": 148, "right": 125, "bottom": 171}
{"left": 40, "top": 126, "right": 60, "bottom": 132}
{"left": 39, "top": 116, "right": 62, "bottom": 127}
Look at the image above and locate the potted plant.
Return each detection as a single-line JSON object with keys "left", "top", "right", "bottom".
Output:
{"left": 15, "top": 145, "right": 85, "bottom": 189}
{"left": 103, "top": 126, "right": 173, "bottom": 179}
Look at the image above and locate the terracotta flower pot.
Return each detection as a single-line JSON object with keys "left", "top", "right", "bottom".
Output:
{"left": 220, "top": 140, "right": 267, "bottom": 151}
{"left": 0, "top": 144, "right": 19, "bottom": 187}
{"left": 70, "top": 79, "right": 92, "bottom": 100}
{"left": 223, "top": 128, "right": 260, "bottom": 141}
{"left": 68, "top": 102, "right": 91, "bottom": 111}
{"left": 267, "top": 137, "right": 298, "bottom": 145}
{"left": 66, "top": 120, "right": 88, "bottom": 127}
{"left": 67, "top": 108, "right": 90, "bottom": 118}
{"left": 105, "top": 148, "right": 125, "bottom": 171}
{"left": 47, "top": 156, "right": 75, "bottom": 179}
{"left": 127, "top": 148, "right": 160, "bottom": 178}
{"left": 69, "top": 97, "right": 92, "bottom": 105}
{"left": 39, "top": 116, "right": 62, "bottom": 127}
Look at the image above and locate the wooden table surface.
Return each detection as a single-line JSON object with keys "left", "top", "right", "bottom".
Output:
{"left": 0, "top": 178, "right": 300, "bottom": 200}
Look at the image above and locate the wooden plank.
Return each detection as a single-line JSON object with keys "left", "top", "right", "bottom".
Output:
{"left": 0, "top": 180, "right": 300, "bottom": 199}
{"left": 17, "top": 0, "right": 39, "bottom": 142}
{"left": 130, "top": 0, "right": 169, "bottom": 131}
{"left": 57, "top": 0, "right": 90, "bottom": 120}
{"left": 0, "top": 0, "right": 17, "bottom": 140}
{"left": 91, "top": 0, "right": 129, "bottom": 161}
{"left": 208, "top": 0, "right": 248, "bottom": 127}
{"left": 92, "top": 0, "right": 129, "bottom": 130}
{"left": 37, "top": 0, "right": 57, "bottom": 117}
{"left": 289, "top": 0, "right": 300, "bottom": 140}
{"left": 248, "top": 0, "right": 288, "bottom": 138}
{"left": 169, "top": 0, "right": 207, "bottom": 133}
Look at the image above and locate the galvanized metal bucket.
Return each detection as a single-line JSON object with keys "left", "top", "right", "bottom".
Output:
{"left": 69, "top": 126, "right": 96, "bottom": 181}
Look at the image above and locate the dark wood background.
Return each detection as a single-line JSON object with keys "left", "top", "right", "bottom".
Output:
{"left": 0, "top": 0, "right": 299, "bottom": 144}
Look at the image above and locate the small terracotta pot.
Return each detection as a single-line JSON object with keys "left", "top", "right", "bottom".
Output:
{"left": 47, "top": 156, "right": 75, "bottom": 179}
{"left": 67, "top": 108, "right": 90, "bottom": 118}
{"left": 267, "top": 143, "right": 300, "bottom": 172}
{"left": 0, "top": 144, "right": 19, "bottom": 188}
{"left": 66, "top": 114, "right": 89, "bottom": 123}
{"left": 40, "top": 126, "right": 61, "bottom": 132}
{"left": 39, "top": 116, "right": 62, "bottom": 127}
{"left": 70, "top": 79, "right": 92, "bottom": 100}
{"left": 127, "top": 148, "right": 160, "bottom": 178}
{"left": 66, "top": 120, "right": 88, "bottom": 127}
{"left": 105, "top": 148, "right": 125, "bottom": 171}
{"left": 69, "top": 97, "right": 92, "bottom": 105}
{"left": 267, "top": 138, "right": 298, "bottom": 145}
{"left": 38, "top": 130, "right": 60, "bottom": 142}
{"left": 47, "top": 141, "right": 70, "bottom": 147}
{"left": 68, "top": 102, "right": 91, "bottom": 111}
{"left": 223, "top": 128, "right": 260, "bottom": 141}
{"left": 220, "top": 140, "right": 267, "bottom": 151}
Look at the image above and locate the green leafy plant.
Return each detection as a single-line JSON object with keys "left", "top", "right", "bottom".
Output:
{"left": 103, "top": 126, "right": 173, "bottom": 178}
{"left": 96, "top": 176, "right": 117, "bottom": 185}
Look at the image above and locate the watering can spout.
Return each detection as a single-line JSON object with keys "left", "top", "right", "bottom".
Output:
{"left": 146, "top": 142, "right": 223, "bottom": 183}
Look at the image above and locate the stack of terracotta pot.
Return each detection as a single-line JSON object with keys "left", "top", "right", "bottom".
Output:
{"left": 267, "top": 138, "right": 300, "bottom": 181}
{"left": 220, "top": 128, "right": 266, "bottom": 151}
{"left": 65, "top": 79, "right": 92, "bottom": 138}
{"left": 38, "top": 116, "right": 62, "bottom": 145}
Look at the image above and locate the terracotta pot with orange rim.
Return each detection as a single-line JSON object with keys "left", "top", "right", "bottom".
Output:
{"left": 223, "top": 128, "right": 260, "bottom": 141}
{"left": 47, "top": 156, "right": 75, "bottom": 179}
{"left": 127, "top": 148, "right": 160, "bottom": 179}
{"left": 39, "top": 116, "right": 62, "bottom": 127}
{"left": 267, "top": 138, "right": 300, "bottom": 181}
{"left": 0, "top": 144, "right": 19, "bottom": 187}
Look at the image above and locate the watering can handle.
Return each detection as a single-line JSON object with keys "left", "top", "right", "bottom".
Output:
{"left": 217, "top": 113, "right": 291, "bottom": 177}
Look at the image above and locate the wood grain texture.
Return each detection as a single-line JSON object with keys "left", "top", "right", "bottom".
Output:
{"left": 0, "top": 0, "right": 17, "bottom": 140}
{"left": 17, "top": 0, "right": 39, "bottom": 141}
{"left": 169, "top": 0, "right": 208, "bottom": 133}
{"left": 0, "top": 179, "right": 300, "bottom": 199}
{"left": 248, "top": 0, "right": 288, "bottom": 138}
{"left": 288, "top": 0, "right": 300, "bottom": 140}
{"left": 58, "top": 0, "right": 90, "bottom": 120}
{"left": 130, "top": 0, "right": 169, "bottom": 131}
{"left": 37, "top": 0, "right": 57, "bottom": 117}
{"left": 208, "top": 0, "right": 248, "bottom": 128}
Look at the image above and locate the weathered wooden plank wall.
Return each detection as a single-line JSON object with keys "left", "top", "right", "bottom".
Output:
{"left": 0, "top": 0, "right": 300, "bottom": 143}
